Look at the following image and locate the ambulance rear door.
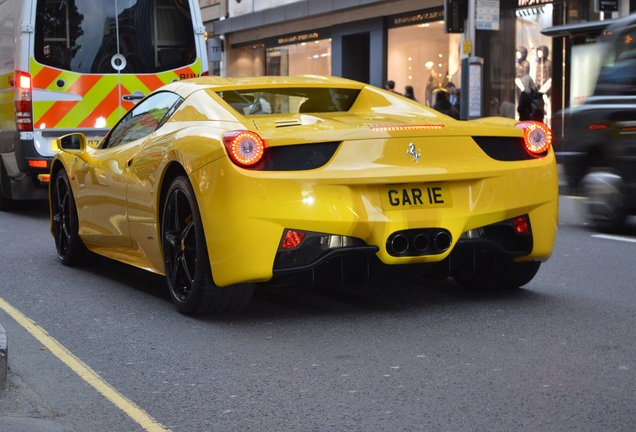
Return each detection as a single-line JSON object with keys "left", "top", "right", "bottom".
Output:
{"left": 30, "top": 0, "right": 206, "bottom": 155}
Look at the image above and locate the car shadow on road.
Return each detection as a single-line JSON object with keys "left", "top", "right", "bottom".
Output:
{"left": 72, "top": 254, "right": 552, "bottom": 324}
{"left": 208, "top": 276, "right": 553, "bottom": 324}
{"left": 25, "top": 193, "right": 553, "bottom": 323}
{"left": 71, "top": 255, "right": 172, "bottom": 303}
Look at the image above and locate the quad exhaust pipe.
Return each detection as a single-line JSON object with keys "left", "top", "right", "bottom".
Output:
{"left": 387, "top": 229, "right": 452, "bottom": 256}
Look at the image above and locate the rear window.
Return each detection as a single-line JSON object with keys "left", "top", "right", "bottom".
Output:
{"left": 216, "top": 88, "right": 361, "bottom": 115}
{"left": 34, "top": 0, "right": 196, "bottom": 74}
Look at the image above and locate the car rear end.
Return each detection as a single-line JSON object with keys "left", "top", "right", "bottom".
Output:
{"left": 190, "top": 83, "right": 558, "bottom": 287}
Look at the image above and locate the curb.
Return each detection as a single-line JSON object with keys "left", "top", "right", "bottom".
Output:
{"left": 0, "top": 322, "right": 7, "bottom": 394}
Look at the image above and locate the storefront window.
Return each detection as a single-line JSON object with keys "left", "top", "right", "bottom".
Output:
{"left": 227, "top": 44, "right": 265, "bottom": 77}
{"left": 515, "top": 5, "right": 554, "bottom": 122}
{"left": 266, "top": 39, "right": 331, "bottom": 76}
{"left": 387, "top": 21, "right": 461, "bottom": 107}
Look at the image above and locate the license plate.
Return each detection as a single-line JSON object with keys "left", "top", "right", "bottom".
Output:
{"left": 380, "top": 183, "right": 452, "bottom": 210}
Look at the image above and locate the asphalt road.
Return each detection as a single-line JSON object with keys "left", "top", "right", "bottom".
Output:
{"left": 0, "top": 196, "right": 634, "bottom": 432}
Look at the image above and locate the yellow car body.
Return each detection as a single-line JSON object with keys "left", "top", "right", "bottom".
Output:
{"left": 49, "top": 75, "right": 558, "bottom": 314}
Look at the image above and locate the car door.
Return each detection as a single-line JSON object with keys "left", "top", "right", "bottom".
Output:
{"left": 73, "top": 92, "right": 181, "bottom": 245}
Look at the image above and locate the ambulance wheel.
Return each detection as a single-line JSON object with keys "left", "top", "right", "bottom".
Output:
{"left": 51, "top": 169, "right": 90, "bottom": 265}
{"left": 0, "top": 193, "right": 12, "bottom": 211}
{"left": 161, "top": 175, "right": 254, "bottom": 315}
{"left": 0, "top": 163, "right": 13, "bottom": 211}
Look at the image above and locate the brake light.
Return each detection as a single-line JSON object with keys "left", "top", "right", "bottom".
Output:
{"left": 28, "top": 160, "right": 48, "bottom": 169}
{"left": 14, "top": 71, "right": 33, "bottom": 132}
{"left": 512, "top": 216, "right": 530, "bottom": 234}
{"left": 516, "top": 121, "right": 552, "bottom": 156}
{"left": 588, "top": 123, "right": 608, "bottom": 131}
{"left": 370, "top": 124, "right": 445, "bottom": 131}
{"left": 223, "top": 130, "right": 265, "bottom": 167}
{"left": 281, "top": 230, "right": 306, "bottom": 249}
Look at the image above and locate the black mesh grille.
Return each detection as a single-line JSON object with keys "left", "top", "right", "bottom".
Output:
{"left": 472, "top": 137, "right": 546, "bottom": 161}
{"left": 245, "top": 142, "right": 340, "bottom": 171}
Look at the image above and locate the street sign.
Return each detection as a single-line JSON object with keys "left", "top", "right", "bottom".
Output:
{"left": 475, "top": 0, "right": 500, "bottom": 31}
{"left": 444, "top": 0, "right": 466, "bottom": 33}
{"left": 595, "top": 0, "right": 619, "bottom": 12}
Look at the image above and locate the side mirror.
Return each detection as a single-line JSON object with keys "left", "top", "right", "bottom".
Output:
{"left": 56, "top": 133, "right": 96, "bottom": 165}
{"left": 57, "top": 133, "right": 87, "bottom": 153}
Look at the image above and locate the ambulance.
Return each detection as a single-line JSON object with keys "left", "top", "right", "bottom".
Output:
{"left": 0, "top": 0, "right": 208, "bottom": 209}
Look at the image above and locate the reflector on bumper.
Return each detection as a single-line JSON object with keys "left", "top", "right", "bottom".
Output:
{"left": 274, "top": 230, "right": 377, "bottom": 272}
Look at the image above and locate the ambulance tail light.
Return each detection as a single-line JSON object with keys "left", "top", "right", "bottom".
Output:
{"left": 28, "top": 160, "right": 48, "bottom": 169}
{"left": 14, "top": 71, "right": 33, "bottom": 132}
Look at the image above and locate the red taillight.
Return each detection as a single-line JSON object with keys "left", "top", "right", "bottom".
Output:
{"left": 512, "top": 216, "right": 530, "bottom": 234}
{"left": 14, "top": 71, "right": 33, "bottom": 132}
{"left": 223, "top": 130, "right": 265, "bottom": 167}
{"left": 281, "top": 230, "right": 306, "bottom": 249}
{"left": 516, "top": 121, "right": 552, "bottom": 156}
{"left": 28, "top": 160, "right": 48, "bottom": 169}
{"left": 588, "top": 123, "right": 608, "bottom": 131}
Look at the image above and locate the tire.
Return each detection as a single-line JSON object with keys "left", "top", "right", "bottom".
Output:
{"left": 161, "top": 176, "right": 254, "bottom": 315}
{"left": 0, "top": 163, "right": 13, "bottom": 211}
{"left": 51, "top": 169, "right": 90, "bottom": 265}
{"left": 581, "top": 170, "right": 627, "bottom": 232}
{"left": 453, "top": 252, "right": 541, "bottom": 291}
{"left": 0, "top": 193, "right": 12, "bottom": 212}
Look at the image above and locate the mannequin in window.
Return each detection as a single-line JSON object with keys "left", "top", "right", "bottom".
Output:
{"left": 535, "top": 45, "right": 552, "bottom": 95}
{"left": 425, "top": 61, "right": 442, "bottom": 107}
{"left": 515, "top": 46, "right": 530, "bottom": 95}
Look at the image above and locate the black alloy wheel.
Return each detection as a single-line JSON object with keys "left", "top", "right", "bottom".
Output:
{"left": 161, "top": 175, "right": 254, "bottom": 315}
{"left": 51, "top": 169, "right": 88, "bottom": 265}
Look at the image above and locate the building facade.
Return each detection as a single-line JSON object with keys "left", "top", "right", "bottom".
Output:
{"left": 201, "top": 0, "right": 636, "bottom": 121}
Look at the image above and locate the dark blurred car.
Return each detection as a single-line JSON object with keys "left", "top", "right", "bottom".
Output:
{"left": 554, "top": 14, "right": 636, "bottom": 231}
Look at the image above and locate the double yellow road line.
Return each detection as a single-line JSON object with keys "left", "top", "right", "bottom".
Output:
{"left": 0, "top": 297, "right": 170, "bottom": 432}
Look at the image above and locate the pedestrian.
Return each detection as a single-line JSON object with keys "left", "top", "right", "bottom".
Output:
{"left": 445, "top": 82, "right": 460, "bottom": 112}
{"left": 385, "top": 80, "right": 402, "bottom": 95}
{"left": 517, "top": 74, "right": 545, "bottom": 121}
{"left": 432, "top": 88, "right": 460, "bottom": 119}
{"left": 404, "top": 85, "right": 416, "bottom": 100}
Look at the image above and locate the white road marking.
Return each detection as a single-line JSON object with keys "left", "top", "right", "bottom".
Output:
{"left": 592, "top": 234, "right": 636, "bottom": 244}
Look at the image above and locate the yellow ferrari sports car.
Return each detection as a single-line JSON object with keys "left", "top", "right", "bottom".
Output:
{"left": 49, "top": 75, "right": 558, "bottom": 315}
